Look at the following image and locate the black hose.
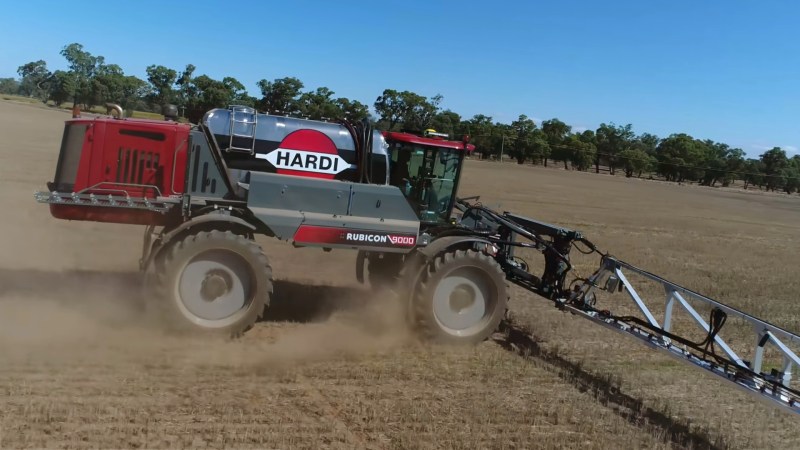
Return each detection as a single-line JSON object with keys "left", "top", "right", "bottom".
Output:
{"left": 340, "top": 119, "right": 374, "bottom": 184}
{"left": 613, "top": 307, "right": 728, "bottom": 365}
{"left": 573, "top": 237, "right": 599, "bottom": 255}
{"left": 339, "top": 120, "right": 361, "bottom": 181}
{"left": 461, "top": 204, "right": 573, "bottom": 273}
{"left": 700, "top": 308, "right": 727, "bottom": 359}
{"left": 360, "top": 119, "right": 373, "bottom": 183}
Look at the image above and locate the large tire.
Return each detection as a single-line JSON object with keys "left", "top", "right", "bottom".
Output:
{"left": 411, "top": 249, "right": 508, "bottom": 345}
{"left": 148, "top": 230, "right": 272, "bottom": 337}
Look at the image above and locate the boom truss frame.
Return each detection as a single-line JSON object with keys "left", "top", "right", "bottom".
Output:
{"left": 556, "top": 256, "right": 800, "bottom": 416}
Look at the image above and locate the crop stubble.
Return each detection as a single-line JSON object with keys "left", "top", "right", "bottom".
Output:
{"left": 0, "top": 100, "right": 798, "bottom": 449}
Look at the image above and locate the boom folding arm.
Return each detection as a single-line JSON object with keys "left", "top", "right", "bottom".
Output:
{"left": 454, "top": 197, "right": 800, "bottom": 416}
{"left": 566, "top": 257, "right": 800, "bottom": 415}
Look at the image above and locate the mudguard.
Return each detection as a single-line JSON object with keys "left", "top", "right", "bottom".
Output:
{"left": 417, "top": 236, "right": 495, "bottom": 259}
{"left": 398, "top": 235, "right": 498, "bottom": 299}
{"left": 140, "top": 212, "right": 259, "bottom": 271}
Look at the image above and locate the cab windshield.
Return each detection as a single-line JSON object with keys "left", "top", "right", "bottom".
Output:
{"left": 389, "top": 143, "right": 462, "bottom": 223}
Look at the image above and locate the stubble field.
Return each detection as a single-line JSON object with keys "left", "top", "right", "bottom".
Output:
{"left": 0, "top": 100, "right": 798, "bottom": 449}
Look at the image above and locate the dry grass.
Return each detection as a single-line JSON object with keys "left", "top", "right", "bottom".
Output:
{"left": 1, "top": 99, "right": 798, "bottom": 449}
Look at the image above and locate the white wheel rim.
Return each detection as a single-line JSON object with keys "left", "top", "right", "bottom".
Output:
{"left": 175, "top": 249, "right": 254, "bottom": 327}
{"left": 432, "top": 266, "right": 496, "bottom": 336}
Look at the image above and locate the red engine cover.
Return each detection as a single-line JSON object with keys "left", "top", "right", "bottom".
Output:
{"left": 75, "top": 118, "right": 190, "bottom": 197}
{"left": 50, "top": 117, "right": 190, "bottom": 224}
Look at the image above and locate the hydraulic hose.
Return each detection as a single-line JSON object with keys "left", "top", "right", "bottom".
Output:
{"left": 460, "top": 204, "right": 573, "bottom": 274}
{"left": 340, "top": 119, "right": 373, "bottom": 184}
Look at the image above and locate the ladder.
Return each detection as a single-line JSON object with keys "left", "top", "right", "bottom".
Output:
{"left": 226, "top": 105, "right": 258, "bottom": 154}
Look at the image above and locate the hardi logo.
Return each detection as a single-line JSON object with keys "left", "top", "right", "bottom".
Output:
{"left": 256, "top": 129, "right": 352, "bottom": 179}
{"left": 259, "top": 148, "right": 349, "bottom": 175}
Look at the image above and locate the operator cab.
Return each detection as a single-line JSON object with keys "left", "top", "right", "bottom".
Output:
{"left": 384, "top": 131, "right": 473, "bottom": 224}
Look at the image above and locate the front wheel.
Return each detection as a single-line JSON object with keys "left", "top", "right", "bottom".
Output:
{"left": 148, "top": 230, "right": 272, "bottom": 337}
{"left": 411, "top": 249, "right": 508, "bottom": 345}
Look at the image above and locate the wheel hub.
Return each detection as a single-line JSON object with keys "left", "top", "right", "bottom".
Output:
{"left": 177, "top": 251, "right": 253, "bottom": 322}
{"left": 449, "top": 285, "right": 475, "bottom": 312}
{"left": 200, "top": 271, "right": 230, "bottom": 301}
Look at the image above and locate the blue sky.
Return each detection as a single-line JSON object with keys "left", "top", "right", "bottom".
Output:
{"left": 1, "top": 0, "right": 797, "bottom": 157}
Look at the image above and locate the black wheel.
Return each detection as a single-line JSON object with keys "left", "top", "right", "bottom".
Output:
{"left": 148, "top": 230, "right": 272, "bottom": 337}
{"left": 411, "top": 249, "right": 508, "bottom": 345}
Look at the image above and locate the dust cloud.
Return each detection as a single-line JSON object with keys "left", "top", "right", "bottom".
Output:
{"left": 0, "top": 267, "right": 414, "bottom": 370}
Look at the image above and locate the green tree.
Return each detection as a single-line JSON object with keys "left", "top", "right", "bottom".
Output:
{"left": 60, "top": 43, "right": 104, "bottom": 108}
{"left": 530, "top": 130, "right": 551, "bottom": 166}
{"left": 146, "top": 64, "right": 178, "bottom": 109}
{"left": 222, "top": 76, "right": 252, "bottom": 106}
{"left": 116, "top": 75, "right": 148, "bottom": 115}
{"left": 335, "top": 97, "right": 369, "bottom": 121}
{"left": 760, "top": 147, "right": 788, "bottom": 191}
{"left": 47, "top": 71, "right": 76, "bottom": 106}
{"left": 373, "top": 89, "right": 405, "bottom": 131}
{"left": 785, "top": 156, "right": 800, "bottom": 194}
{"left": 698, "top": 140, "right": 733, "bottom": 186}
{"left": 595, "top": 123, "right": 634, "bottom": 174}
{"left": 175, "top": 64, "right": 196, "bottom": 112}
{"left": 782, "top": 167, "right": 800, "bottom": 194}
{"left": 724, "top": 148, "right": 745, "bottom": 186}
{"left": 374, "top": 89, "right": 442, "bottom": 132}
{"left": 172, "top": 69, "right": 252, "bottom": 121}
{"left": 181, "top": 74, "right": 251, "bottom": 121}
{"left": 295, "top": 87, "right": 369, "bottom": 122}
{"left": 742, "top": 159, "right": 764, "bottom": 190}
{"left": 655, "top": 133, "right": 707, "bottom": 182}
{"left": 635, "top": 132, "right": 660, "bottom": 157}
{"left": 510, "top": 114, "right": 538, "bottom": 164}
{"left": 191, "top": 75, "right": 229, "bottom": 109}
{"left": 16, "top": 60, "right": 51, "bottom": 101}
{"left": 0, "top": 78, "right": 19, "bottom": 95}
{"left": 298, "top": 87, "right": 341, "bottom": 120}
{"left": 566, "top": 134, "right": 597, "bottom": 171}
{"left": 492, "top": 123, "right": 515, "bottom": 161}
{"left": 541, "top": 118, "right": 572, "bottom": 169}
{"left": 459, "top": 114, "right": 504, "bottom": 158}
{"left": 404, "top": 93, "right": 441, "bottom": 132}
{"left": 256, "top": 76, "right": 304, "bottom": 115}
{"left": 429, "top": 110, "right": 462, "bottom": 137}
{"left": 617, "top": 148, "right": 652, "bottom": 177}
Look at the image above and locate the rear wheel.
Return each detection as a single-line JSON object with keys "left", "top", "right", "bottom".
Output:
{"left": 148, "top": 230, "right": 272, "bottom": 337}
{"left": 411, "top": 249, "right": 508, "bottom": 345}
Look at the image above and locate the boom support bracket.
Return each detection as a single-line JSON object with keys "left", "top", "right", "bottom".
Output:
{"left": 452, "top": 197, "right": 800, "bottom": 416}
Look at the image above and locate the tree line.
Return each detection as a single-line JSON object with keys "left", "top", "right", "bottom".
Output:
{"left": 2, "top": 42, "right": 799, "bottom": 194}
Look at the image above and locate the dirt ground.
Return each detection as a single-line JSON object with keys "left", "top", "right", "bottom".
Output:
{"left": 0, "top": 100, "right": 798, "bottom": 449}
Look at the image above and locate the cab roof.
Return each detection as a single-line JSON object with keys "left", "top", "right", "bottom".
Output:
{"left": 383, "top": 131, "right": 475, "bottom": 152}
